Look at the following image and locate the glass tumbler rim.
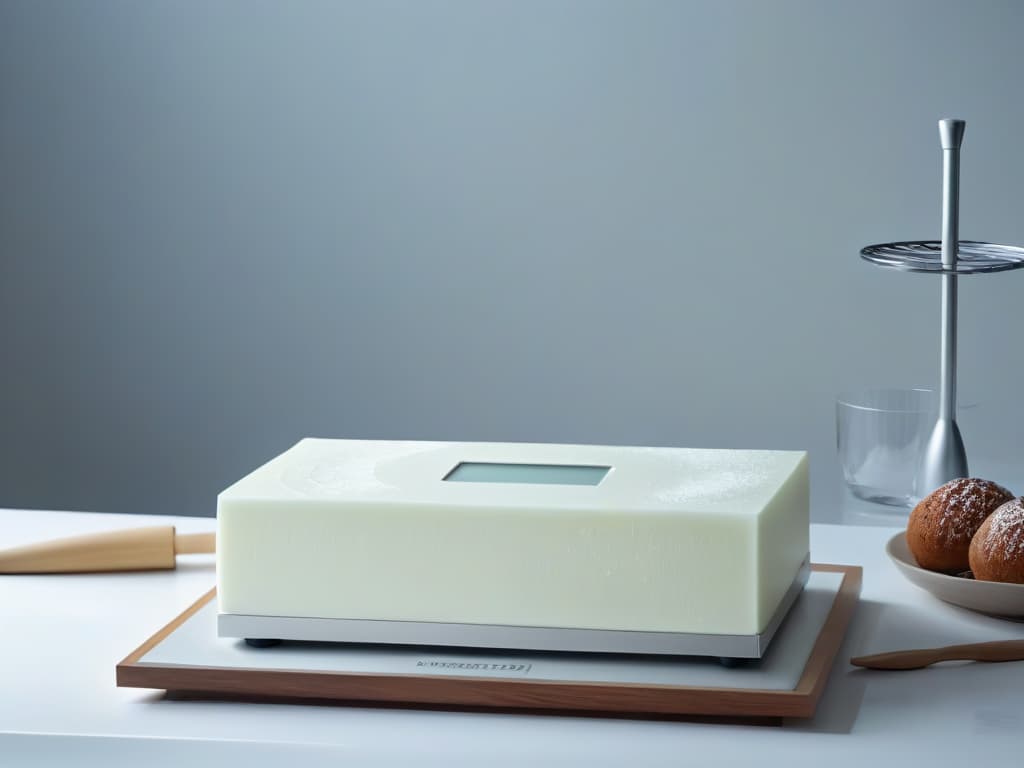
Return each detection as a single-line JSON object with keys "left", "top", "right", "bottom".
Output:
{"left": 836, "top": 387, "right": 936, "bottom": 414}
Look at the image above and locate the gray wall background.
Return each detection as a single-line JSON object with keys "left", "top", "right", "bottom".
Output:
{"left": 2, "top": 0, "right": 1023, "bottom": 522}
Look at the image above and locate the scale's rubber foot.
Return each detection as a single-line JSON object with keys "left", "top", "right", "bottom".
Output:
{"left": 245, "top": 638, "right": 282, "bottom": 648}
{"left": 718, "top": 657, "right": 745, "bottom": 668}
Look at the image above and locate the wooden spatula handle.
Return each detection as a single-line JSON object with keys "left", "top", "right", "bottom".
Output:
{"left": 851, "top": 639, "right": 1024, "bottom": 670}
{"left": 933, "top": 640, "right": 1024, "bottom": 664}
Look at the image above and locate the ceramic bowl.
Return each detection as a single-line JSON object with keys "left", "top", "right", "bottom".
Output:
{"left": 886, "top": 531, "right": 1024, "bottom": 619}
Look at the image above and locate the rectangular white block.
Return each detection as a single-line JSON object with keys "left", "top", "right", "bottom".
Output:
{"left": 217, "top": 439, "right": 809, "bottom": 636}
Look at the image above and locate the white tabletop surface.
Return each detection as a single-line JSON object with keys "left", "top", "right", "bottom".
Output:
{"left": 1, "top": 508, "right": 1021, "bottom": 767}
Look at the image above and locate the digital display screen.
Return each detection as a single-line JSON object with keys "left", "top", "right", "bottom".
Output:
{"left": 443, "top": 462, "right": 610, "bottom": 486}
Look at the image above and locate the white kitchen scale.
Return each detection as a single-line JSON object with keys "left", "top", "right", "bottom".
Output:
{"left": 216, "top": 439, "right": 810, "bottom": 663}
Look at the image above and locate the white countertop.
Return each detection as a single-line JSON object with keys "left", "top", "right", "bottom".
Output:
{"left": 1, "top": 508, "right": 1021, "bottom": 767}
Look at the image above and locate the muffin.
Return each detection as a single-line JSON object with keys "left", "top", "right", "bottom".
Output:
{"left": 906, "top": 478, "right": 1014, "bottom": 572}
{"left": 969, "top": 498, "right": 1024, "bottom": 583}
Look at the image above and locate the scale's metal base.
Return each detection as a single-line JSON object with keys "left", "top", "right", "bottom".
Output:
{"left": 218, "top": 559, "right": 810, "bottom": 661}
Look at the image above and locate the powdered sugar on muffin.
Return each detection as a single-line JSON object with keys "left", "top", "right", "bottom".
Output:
{"left": 906, "top": 478, "right": 1014, "bottom": 572}
{"left": 969, "top": 498, "right": 1024, "bottom": 583}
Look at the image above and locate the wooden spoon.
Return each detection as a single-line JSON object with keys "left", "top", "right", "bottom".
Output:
{"left": 851, "top": 639, "right": 1024, "bottom": 670}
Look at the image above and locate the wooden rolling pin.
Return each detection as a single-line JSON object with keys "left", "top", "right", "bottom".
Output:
{"left": 0, "top": 527, "right": 215, "bottom": 573}
{"left": 851, "top": 639, "right": 1024, "bottom": 670}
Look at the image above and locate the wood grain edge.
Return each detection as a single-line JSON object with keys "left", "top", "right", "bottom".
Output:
{"left": 786, "top": 563, "right": 862, "bottom": 717}
{"left": 117, "top": 586, "right": 217, "bottom": 674}
{"left": 115, "top": 564, "right": 861, "bottom": 719}
{"left": 163, "top": 689, "right": 784, "bottom": 726}
{"left": 117, "top": 663, "right": 805, "bottom": 718}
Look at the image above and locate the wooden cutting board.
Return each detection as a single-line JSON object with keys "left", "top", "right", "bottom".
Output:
{"left": 117, "top": 564, "right": 860, "bottom": 723}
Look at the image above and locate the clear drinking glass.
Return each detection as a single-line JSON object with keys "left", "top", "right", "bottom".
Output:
{"left": 836, "top": 389, "right": 939, "bottom": 507}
